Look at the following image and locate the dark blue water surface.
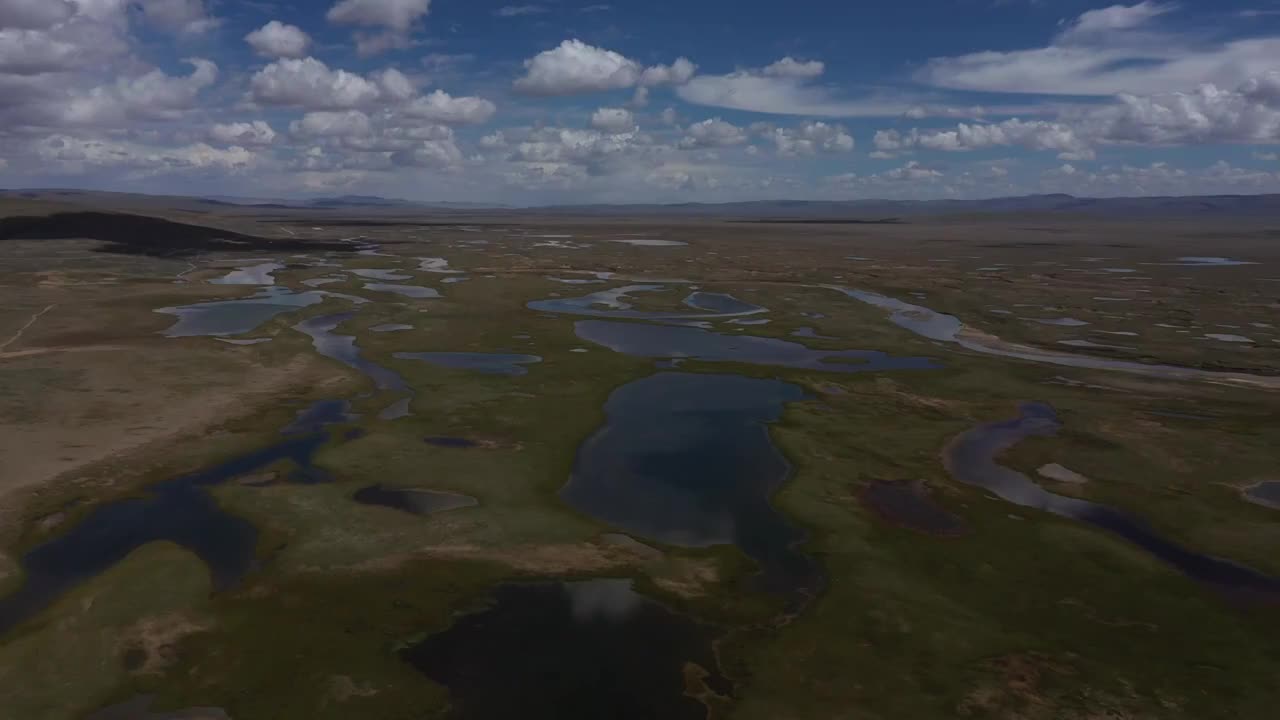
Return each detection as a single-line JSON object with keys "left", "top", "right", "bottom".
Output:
{"left": 575, "top": 320, "right": 940, "bottom": 374}
{"left": 402, "top": 579, "right": 728, "bottom": 720}
{"left": 0, "top": 418, "right": 343, "bottom": 636}
{"left": 563, "top": 373, "right": 821, "bottom": 599}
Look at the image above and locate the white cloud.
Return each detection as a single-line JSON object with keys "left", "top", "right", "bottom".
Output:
{"left": 1064, "top": 1, "right": 1173, "bottom": 38}
{"left": 209, "top": 121, "right": 276, "bottom": 146}
{"left": 884, "top": 160, "right": 942, "bottom": 181}
{"left": 53, "top": 58, "right": 219, "bottom": 125}
{"left": 873, "top": 119, "right": 1087, "bottom": 155}
{"left": 479, "top": 131, "right": 507, "bottom": 149}
{"left": 391, "top": 138, "right": 463, "bottom": 168}
{"left": 1256, "top": 151, "right": 1279, "bottom": 161}
{"left": 495, "top": 5, "right": 546, "bottom": 16}
{"left": 374, "top": 67, "right": 417, "bottom": 101}
{"left": 0, "top": 0, "right": 76, "bottom": 30}
{"left": 679, "top": 118, "right": 748, "bottom": 148}
{"left": 290, "top": 110, "right": 373, "bottom": 138}
{"left": 326, "top": 0, "right": 431, "bottom": 31}
{"left": 590, "top": 107, "right": 636, "bottom": 133}
{"left": 678, "top": 61, "right": 924, "bottom": 117}
{"left": 762, "top": 57, "right": 824, "bottom": 79}
{"left": 768, "top": 121, "right": 854, "bottom": 155}
{"left": 514, "top": 39, "right": 696, "bottom": 96}
{"left": 639, "top": 57, "right": 696, "bottom": 87}
{"left": 880, "top": 71, "right": 1280, "bottom": 158}
{"left": 919, "top": 2, "right": 1280, "bottom": 96}
{"left": 136, "top": 0, "right": 220, "bottom": 35}
{"left": 245, "top": 20, "right": 311, "bottom": 59}
{"left": 250, "top": 57, "right": 383, "bottom": 110}
{"left": 514, "top": 39, "right": 640, "bottom": 95}
{"left": 35, "top": 134, "right": 256, "bottom": 174}
{"left": 401, "top": 90, "right": 496, "bottom": 124}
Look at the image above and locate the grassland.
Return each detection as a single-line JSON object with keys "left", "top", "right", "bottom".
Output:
{"left": 1, "top": 198, "right": 1278, "bottom": 719}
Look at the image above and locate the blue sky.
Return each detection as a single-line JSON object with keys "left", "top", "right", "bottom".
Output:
{"left": 2, "top": 0, "right": 1280, "bottom": 204}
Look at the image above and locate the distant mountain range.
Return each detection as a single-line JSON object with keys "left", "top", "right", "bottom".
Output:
{"left": 4, "top": 188, "right": 1280, "bottom": 219}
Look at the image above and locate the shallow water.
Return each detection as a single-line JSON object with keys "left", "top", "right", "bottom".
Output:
{"left": 0, "top": 409, "right": 348, "bottom": 636}
{"left": 395, "top": 352, "right": 543, "bottom": 375}
{"left": 1243, "top": 481, "right": 1280, "bottom": 509}
{"left": 156, "top": 286, "right": 326, "bottom": 337}
{"left": 1031, "top": 317, "right": 1090, "bottom": 327}
{"left": 1203, "top": 333, "right": 1254, "bottom": 343}
{"left": 826, "top": 285, "right": 1279, "bottom": 387}
{"left": 402, "top": 578, "right": 727, "bottom": 720}
{"left": 607, "top": 238, "right": 688, "bottom": 247}
{"left": 362, "top": 283, "right": 441, "bottom": 299}
{"left": 791, "top": 327, "right": 836, "bottom": 340}
{"left": 563, "top": 373, "right": 820, "bottom": 598}
{"left": 351, "top": 268, "right": 412, "bottom": 281}
{"left": 210, "top": 262, "right": 285, "bottom": 286}
{"left": 576, "top": 320, "right": 939, "bottom": 374}
{"left": 370, "top": 323, "right": 413, "bottom": 333}
{"left": 529, "top": 285, "right": 767, "bottom": 321}
{"left": 944, "top": 403, "right": 1280, "bottom": 593}
{"left": 353, "top": 485, "right": 477, "bottom": 516}
{"left": 1164, "top": 257, "right": 1258, "bottom": 267}
{"left": 294, "top": 314, "right": 410, "bottom": 393}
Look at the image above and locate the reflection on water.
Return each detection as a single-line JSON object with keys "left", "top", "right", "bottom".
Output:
{"left": 945, "top": 403, "right": 1280, "bottom": 594}
{"left": 211, "top": 262, "right": 284, "bottom": 286}
{"left": 156, "top": 286, "right": 326, "bottom": 337}
{"left": 0, "top": 404, "right": 351, "bottom": 636}
{"left": 529, "top": 285, "right": 767, "bottom": 321}
{"left": 350, "top": 268, "right": 412, "bottom": 280}
{"left": 395, "top": 352, "right": 543, "bottom": 375}
{"left": 401, "top": 579, "right": 727, "bottom": 720}
{"left": 564, "top": 373, "right": 820, "bottom": 598}
{"left": 575, "top": 320, "right": 939, "bottom": 374}
{"left": 362, "top": 283, "right": 441, "bottom": 299}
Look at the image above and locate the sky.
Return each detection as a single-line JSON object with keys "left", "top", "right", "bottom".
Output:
{"left": 2, "top": 0, "right": 1280, "bottom": 204}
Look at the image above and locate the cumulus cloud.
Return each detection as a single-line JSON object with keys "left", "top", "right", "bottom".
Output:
{"left": 918, "top": 2, "right": 1280, "bottom": 96}
{"left": 250, "top": 57, "right": 383, "bottom": 109}
{"left": 873, "top": 119, "right": 1088, "bottom": 155}
{"left": 245, "top": 21, "right": 311, "bottom": 59}
{"left": 0, "top": 2, "right": 135, "bottom": 76}
{"left": 53, "top": 58, "right": 219, "bottom": 125}
{"left": 514, "top": 40, "right": 695, "bottom": 95}
{"left": 767, "top": 121, "right": 855, "bottom": 155}
{"left": 479, "top": 131, "right": 507, "bottom": 149}
{"left": 401, "top": 90, "right": 496, "bottom": 124}
{"left": 209, "top": 121, "right": 277, "bottom": 146}
{"left": 762, "top": 57, "right": 824, "bottom": 79}
{"left": 878, "top": 70, "right": 1280, "bottom": 159}
{"left": 678, "top": 57, "right": 924, "bottom": 117}
{"left": 590, "top": 107, "right": 636, "bottom": 133}
{"left": 679, "top": 118, "right": 748, "bottom": 148}
{"left": 326, "top": 0, "right": 431, "bottom": 30}
{"left": 514, "top": 40, "right": 640, "bottom": 95}
{"left": 290, "top": 110, "right": 373, "bottom": 138}
{"left": 0, "top": 0, "right": 76, "bottom": 30}
{"left": 639, "top": 58, "right": 696, "bottom": 87}
{"left": 136, "top": 0, "right": 220, "bottom": 35}
{"left": 35, "top": 134, "right": 255, "bottom": 174}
